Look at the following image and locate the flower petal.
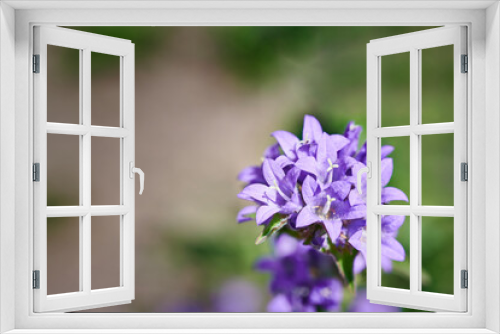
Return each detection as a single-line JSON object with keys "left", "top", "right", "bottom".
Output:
{"left": 237, "top": 165, "right": 264, "bottom": 184}
{"left": 275, "top": 155, "right": 294, "bottom": 169}
{"left": 262, "top": 158, "right": 285, "bottom": 187}
{"left": 330, "top": 134, "right": 350, "bottom": 152}
{"left": 296, "top": 206, "right": 320, "bottom": 228}
{"left": 316, "top": 133, "right": 330, "bottom": 164}
{"left": 356, "top": 143, "right": 367, "bottom": 164}
{"left": 345, "top": 219, "right": 366, "bottom": 237}
{"left": 281, "top": 194, "right": 303, "bottom": 214}
{"left": 382, "top": 215, "right": 406, "bottom": 234}
{"left": 381, "top": 256, "right": 393, "bottom": 272}
{"left": 238, "top": 183, "right": 269, "bottom": 203}
{"left": 256, "top": 205, "right": 280, "bottom": 225}
{"left": 348, "top": 229, "right": 366, "bottom": 253}
{"left": 329, "top": 181, "right": 352, "bottom": 200}
{"left": 264, "top": 143, "right": 281, "bottom": 159}
{"left": 295, "top": 156, "right": 318, "bottom": 176}
{"left": 353, "top": 252, "right": 366, "bottom": 274}
{"left": 381, "top": 158, "right": 393, "bottom": 187}
{"left": 296, "top": 143, "right": 314, "bottom": 159}
{"left": 343, "top": 204, "right": 367, "bottom": 220}
{"left": 349, "top": 188, "right": 365, "bottom": 206}
{"left": 302, "top": 114, "right": 323, "bottom": 144}
{"left": 282, "top": 167, "right": 301, "bottom": 195}
{"left": 302, "top": 175, "right": 318, "bottom": 206}
{"left": 237, "top": 206, "right": 257, "bottom": 223}
{"left": 271, "top": 131, "right": 299, "bottom": 160}
{"left": 381, "top": 187, "right": 408, "bottom": 204}
{"left": 316, "top": 133, "right": 347, "bottom": 164}
{"left": 323, "top": 218, "right": 342, "bottom": 242}
{"left": 237, "top": 183, "right": 269, "bottom": 203}
{"left": 381, "top": 145, "right": 394, "bottom": 159}
{"left": 381, "top": 237, "right": 406, "bottom": 262}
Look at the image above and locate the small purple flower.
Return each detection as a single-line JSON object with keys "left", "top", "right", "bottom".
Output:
{"left": 238, "top": 159, "right": 302, "bottom": 225}
{"left": 348, "top": 215, "right": 406, "bottom": 274}
{"left": 295, "top": 132, "right": 350, "bottom": 189}
{"left": 296, "top": 175, "right": 365, "bottom": 242}
{"left": 271, "top": 114, "right": 324, "bottom": 163}
{"left": 238, "top": 143, "right": 281, "bottom": 185}
{"left": 339, "top": 121, "right": 362, "bottom": 158}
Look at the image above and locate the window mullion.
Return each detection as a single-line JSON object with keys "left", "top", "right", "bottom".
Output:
{"left": 409, "top": 47, "right": 420, "bottom": 294}
{"left": 81, "top": 48, "right": 92, "bottom": 294}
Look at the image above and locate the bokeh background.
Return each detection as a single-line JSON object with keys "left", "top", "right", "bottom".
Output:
{"left": 45, "top": 26, "right": 454, "bottom": 312}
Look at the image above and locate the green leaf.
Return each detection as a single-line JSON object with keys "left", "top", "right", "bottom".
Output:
{"left": 255, "top": 215, "right": 288, "bottom": 245}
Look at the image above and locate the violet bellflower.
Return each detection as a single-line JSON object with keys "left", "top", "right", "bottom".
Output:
{"left": 237, "top": 115, "right": 408, "bottom": 275}
{"left": 237, "top": 159, "right": 302, "bottom": 225}
{"left": 237, "top": 143, "right": 281, "bottom": 185}
{"left": 271, "top": 114, "right": 324, "bottom": 165}
{"left": 296, "top": 175, "right": 365, "bottom": 242}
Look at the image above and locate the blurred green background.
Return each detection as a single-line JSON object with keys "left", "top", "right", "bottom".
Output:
{"left": 46, "top": 26, "right": 454, "bottom": 312}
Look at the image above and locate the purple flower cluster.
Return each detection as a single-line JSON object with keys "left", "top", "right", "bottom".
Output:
{"left": 237, "top": 115, "right": 408, "bottom": 274}
{"left": 257, "top": 234, "right": 343, "bottom": 312}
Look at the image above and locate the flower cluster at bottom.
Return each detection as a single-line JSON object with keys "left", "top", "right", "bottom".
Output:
{"left": 257, "top": 233, "right": 400, "bottom": 312}
{"left": 256, "top": 234, "right": 343, "bottom": 312}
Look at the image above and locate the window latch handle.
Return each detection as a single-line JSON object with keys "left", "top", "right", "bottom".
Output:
{"left": 356, "top": 162, "right": 371, "bottom": 195}
{"left": 129, "top": 162, "right": 144, "bottom": 195}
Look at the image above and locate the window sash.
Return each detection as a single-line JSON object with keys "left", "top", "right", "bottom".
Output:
{"left": 33, "top": 26, "right": 135, "bottom": 313}
{"left": 366, "top": 26, "right": 468, "bottom": 312}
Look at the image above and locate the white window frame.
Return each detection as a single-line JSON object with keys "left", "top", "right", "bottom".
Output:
{"left": 0, "top": 1, "right": 499, "bottom": 333}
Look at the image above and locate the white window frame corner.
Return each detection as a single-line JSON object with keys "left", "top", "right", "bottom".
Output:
{"left": 0, "top": 1, "right": 499, "bottom": 333}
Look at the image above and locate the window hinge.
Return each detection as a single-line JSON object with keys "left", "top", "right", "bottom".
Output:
{"left": 33, "top": 54, "right": 40, "bottom": 73}
{"left": 461, "top": 162, "right": 468, "bottom": 182}
{"left": 461, "top": 270, "right": 468, "bottom": 289}
{"left": 33, "top": 270, "right": 40, "bottom": 289}
{"left": 461, "top": 54, "right": 468, "bottom": 73}
{"left": 33, "top": 163, "right": 40, "bottom": 182}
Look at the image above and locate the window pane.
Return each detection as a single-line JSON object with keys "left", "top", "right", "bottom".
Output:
{"left": 47, "top": 134, "right": 80, "bottom": 206}
{"left": 91, "top": 216, "right": 121, "bottom": 290}
{"left": 47, "top": 217, "right": 80, "bottom": 295}
{"left": 421, "top": 45, "right": 454, "bottom": 124}
{"left": 380, "top": 137, "right": 410, "bottom": 205}
{"left": 91, "top": 137, "right": 121, "bottom": 205}
{"left": 381, "top": 52, "right": 410, "bottom": 127}
{"left": 92, "top": 52, "right": 121, "bottom": 127}
{"left": 47, "top": 45, "right": 80, "bottom": 124}
{"left": 380, "top": 215, "right": 410, "bottom": 290}
{"left": 421, "top": 133, "right": 454, "bottom": 206}
{"left": 421, "top": 216, "right": 454, "bottom": 295}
